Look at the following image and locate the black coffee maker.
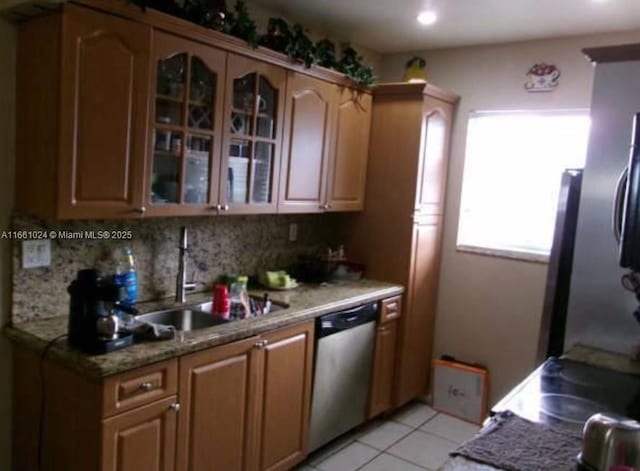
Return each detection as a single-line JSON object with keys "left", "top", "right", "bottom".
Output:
{"left": 67, "top": 269, "right": 135, "bottom": 354}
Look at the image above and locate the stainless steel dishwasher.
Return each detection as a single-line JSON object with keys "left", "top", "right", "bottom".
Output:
{"left": 308, "top": 302, "right": 379, "bottom": 452}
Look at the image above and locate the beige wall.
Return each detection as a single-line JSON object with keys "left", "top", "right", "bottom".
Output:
{"left": 0, "top": 17, "right": 15, "bottom": 471}
{"left": 380, "top": 29, "right": 640, "bottom": 404}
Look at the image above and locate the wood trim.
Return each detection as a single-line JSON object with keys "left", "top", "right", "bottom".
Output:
{"left": 373, "top": 82, "right": 459, "bottom": 104}
{"left": 71, "top": 0, "right": 372, "bottom": 91}
{"left": 583, "top": 43, "right": 640, "bottom": 64}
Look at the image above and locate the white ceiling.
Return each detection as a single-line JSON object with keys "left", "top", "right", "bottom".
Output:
{"left": 249, "top": 0, "right": 640, "bottom": 53}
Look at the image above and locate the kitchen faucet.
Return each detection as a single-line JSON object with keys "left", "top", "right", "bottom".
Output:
{"left": 176, "top": 226, "right": 197, "bottom": 303}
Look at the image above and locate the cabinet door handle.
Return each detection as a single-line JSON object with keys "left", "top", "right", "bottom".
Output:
{"left": 135, "top": 206, "right": 146, "bottom": 214}
{"left": 138, "top": 382, "right": 153, "bottom": 392}
{"left": 169, "top": 403, "right": 181, "bottom": 412}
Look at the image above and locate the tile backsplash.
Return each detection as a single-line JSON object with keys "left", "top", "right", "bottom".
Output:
{"left": 11, "top": 212, "right": 347, "bottom": 323}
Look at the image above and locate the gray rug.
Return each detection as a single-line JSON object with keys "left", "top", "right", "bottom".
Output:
{"left": 451, "top": 411, "right": 583, "bottom": 471}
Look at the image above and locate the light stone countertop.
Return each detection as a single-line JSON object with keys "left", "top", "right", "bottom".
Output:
{"left": 4, "top": 279, "right": 403, "bottom": 379}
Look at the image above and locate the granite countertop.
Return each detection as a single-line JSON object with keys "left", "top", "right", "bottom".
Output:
{"left": 4, "top": 279, "right": 403, "bottom": 379}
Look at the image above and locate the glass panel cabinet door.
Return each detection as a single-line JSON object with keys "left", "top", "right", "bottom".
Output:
{"left": 221, "top": 54, "right": 286, "bottom": 213}
{"left": 148, "top": 32, "right": 225, "bottom": 215}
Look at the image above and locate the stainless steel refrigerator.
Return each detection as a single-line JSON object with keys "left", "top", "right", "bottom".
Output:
{"left": 564, "top": 59, "right": 640, "bottom": 355}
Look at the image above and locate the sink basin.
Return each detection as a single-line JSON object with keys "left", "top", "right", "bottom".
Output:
{"left": 191, "top": 297, "right": 288, "bottom": 315}
{"left": 134, "top": 307, "right": 229, "bottom": 332}
{"left": 134, "top": 296, "right": 288, "bottom": 332}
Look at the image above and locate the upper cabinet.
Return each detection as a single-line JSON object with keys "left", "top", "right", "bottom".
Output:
{"left": 278, "top": 74, "right": 372, "bottom": 214}
{"left": 326, "top": 89, "right": 372, "bottom": 212}
{"left": 15, "top": 3, "right": 372, "bottom": 220}
{"left": 16, "top": 4, "right": 152, "bottom": 219}
{"left": 147, "top": 32, "right": 226, "bottom": 217}
{"left": 278, "top": 73, "right": 335, "bottom": 213}
{"left": 220, "top": 54, "right": 286, "bottom": 214}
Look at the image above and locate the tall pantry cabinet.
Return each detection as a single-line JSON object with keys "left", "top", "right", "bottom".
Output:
{"left": 346, "top": 83, "right": 459, "bottom": 407}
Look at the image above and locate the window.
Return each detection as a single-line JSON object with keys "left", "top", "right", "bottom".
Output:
{"left": 457, "top": 110, "right": 591, "bottom": 261}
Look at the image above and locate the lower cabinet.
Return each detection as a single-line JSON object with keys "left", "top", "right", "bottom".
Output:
{"left": 176, "top": 321, "right": 315, "bottom": 471}
{"left": 258, "top": 325, "right": 314, "bottom": 471}
{"left": 368, "top": 296, "right": 402, "bottom": 418}
{"left": 12, "top": 321, "right": 314, "bottom": 471}
{"left": 102, "top": 396, "right": 178, "bottom": 471}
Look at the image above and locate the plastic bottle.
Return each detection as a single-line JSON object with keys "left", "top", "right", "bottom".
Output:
{"left": 113, "top": 246, "right": 138, "bottom": 308}
{"left": 229, "top": 276, "right": 249, "bottom": 319}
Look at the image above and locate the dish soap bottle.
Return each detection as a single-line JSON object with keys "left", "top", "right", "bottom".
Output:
{"left": 113, "top": 246, "right": 138, "bottom": 309}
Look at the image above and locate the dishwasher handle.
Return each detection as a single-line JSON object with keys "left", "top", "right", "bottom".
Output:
{"left": 316, "top": 302, "right": 379, "bottom": 338}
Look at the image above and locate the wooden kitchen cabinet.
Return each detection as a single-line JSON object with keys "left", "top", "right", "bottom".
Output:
{"left": 326, "top": 88, "right": 372, "bottom": 212}
{"left": 258, "top": 322, "right": 314, "bottom": 471}
{"left": 14, "top": 321, "right": 314, "bottom": 471}
{"left": 176, "top": 335, "right": 262, "bottom": 471}
{"left": 277, "top": 74, "right": 372, "bottom": 214}
{"left": 176, "top": 321, "right": 314, "bottom": 471}
{"left": 101, "top": 395, "right": 178, "bottom": 471}
{"left": 346, "top": 83, "right": 458, "bottom": 407}
{"left": 16, "top": 2, "right": 372, "bottom": 219}
{"left": 16, "top": 4, "right": 152, "bottom": 219}
{"left": 368, "top": 296, "right": 402, "bottom": 418}
{"left": 278, "top": 72, "right": 336, "bottom": 213}
{"left": 146, "top": 31, "right": 227, "bottom": 216}
{"left": 13, "top": 349, "right": 179, "bottom": 471}
{"left": 220, "top": 54, "right": 287, "bottom": 214}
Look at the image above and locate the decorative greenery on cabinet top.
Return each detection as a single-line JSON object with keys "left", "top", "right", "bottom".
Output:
{"left": 126, "top": 0, "right": 377, "bottom": 86}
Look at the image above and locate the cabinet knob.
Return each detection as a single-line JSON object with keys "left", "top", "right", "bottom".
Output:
{"left": 169, "top": 403, "right": 181, "bottom": 412}
{"left": 135, "top": 206, "right": 146, "bottom": 214}
{"left": 325, "top": 203, "right": 331, "bottom": 210}
{"left": 138, "top": 382, "right": 153, "bottom": 392}
{"left": 255, "top": 339, "right": 268, "bottom": 350}
{"left": 222, "top": 204, "right": 230, "bottom": 211}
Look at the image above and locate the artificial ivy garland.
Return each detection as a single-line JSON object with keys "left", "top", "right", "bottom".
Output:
{"left": 128, "top": 0, "right": 377, "bottom": 86}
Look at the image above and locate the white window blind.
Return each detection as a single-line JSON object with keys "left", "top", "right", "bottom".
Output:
{"left": 457, "top": 110, "right": 591, "bottom": 261}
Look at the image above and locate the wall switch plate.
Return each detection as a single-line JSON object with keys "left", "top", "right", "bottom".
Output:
{"left": 22, "top": 239, "right": 51, "bottom": 269}
{"left": 288, "top": 223, "right": 298, "bottom": 242}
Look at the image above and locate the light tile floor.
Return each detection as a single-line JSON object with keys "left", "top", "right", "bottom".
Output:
{"left": 296, "top": 402, "right": 481, "bottom": 471}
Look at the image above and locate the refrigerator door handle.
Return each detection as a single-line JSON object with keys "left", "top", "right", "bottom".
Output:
{"left": 613, "top": 166, "right": 628, "bottom": 243}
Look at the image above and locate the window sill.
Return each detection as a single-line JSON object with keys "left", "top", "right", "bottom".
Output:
{"left": 456, "top": 244, "right": 549, "bottom": 264}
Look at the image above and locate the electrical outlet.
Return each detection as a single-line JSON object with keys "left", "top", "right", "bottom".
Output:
{"left": 22, "top": 239, "right": 51, "bottom": 269}
{"left": 288, "top": 223, "right": 298, "bottom": 242}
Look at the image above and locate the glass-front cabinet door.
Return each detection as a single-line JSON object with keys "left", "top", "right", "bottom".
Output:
{"left": 147, "top": 31, "right": 226, "bottom": 216}
{"left": 221, "top": 54, "right": 286, "bottom": 214}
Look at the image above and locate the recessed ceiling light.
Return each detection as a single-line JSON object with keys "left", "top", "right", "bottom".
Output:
{"left": 417, "top": 10, "right": 438, "bottom": 26}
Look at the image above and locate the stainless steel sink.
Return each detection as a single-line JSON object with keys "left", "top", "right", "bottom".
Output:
{"left": 190, "top": 297, "right": 288, "bottom": 314}
{"left": 134, "top": 307, "right": 229, "bottom": 331}
{"left": 134, "top": 296, "right": 288, "bottom": 332}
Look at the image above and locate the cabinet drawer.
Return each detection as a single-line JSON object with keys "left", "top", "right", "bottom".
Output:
{"left": 103, "top": 359, "right": 178, "bottom": 417}
{"left": 380, "top": 296, "right": 402, "bottom": 324}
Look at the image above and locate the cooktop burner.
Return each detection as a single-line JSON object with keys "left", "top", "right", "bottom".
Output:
{"left": 492, "top": 358, "right": 640, "bottom": 430}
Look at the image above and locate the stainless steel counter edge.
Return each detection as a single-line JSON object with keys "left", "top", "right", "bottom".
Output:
{"left": 4, "top": 280, "right": 404, "bottom": 380}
